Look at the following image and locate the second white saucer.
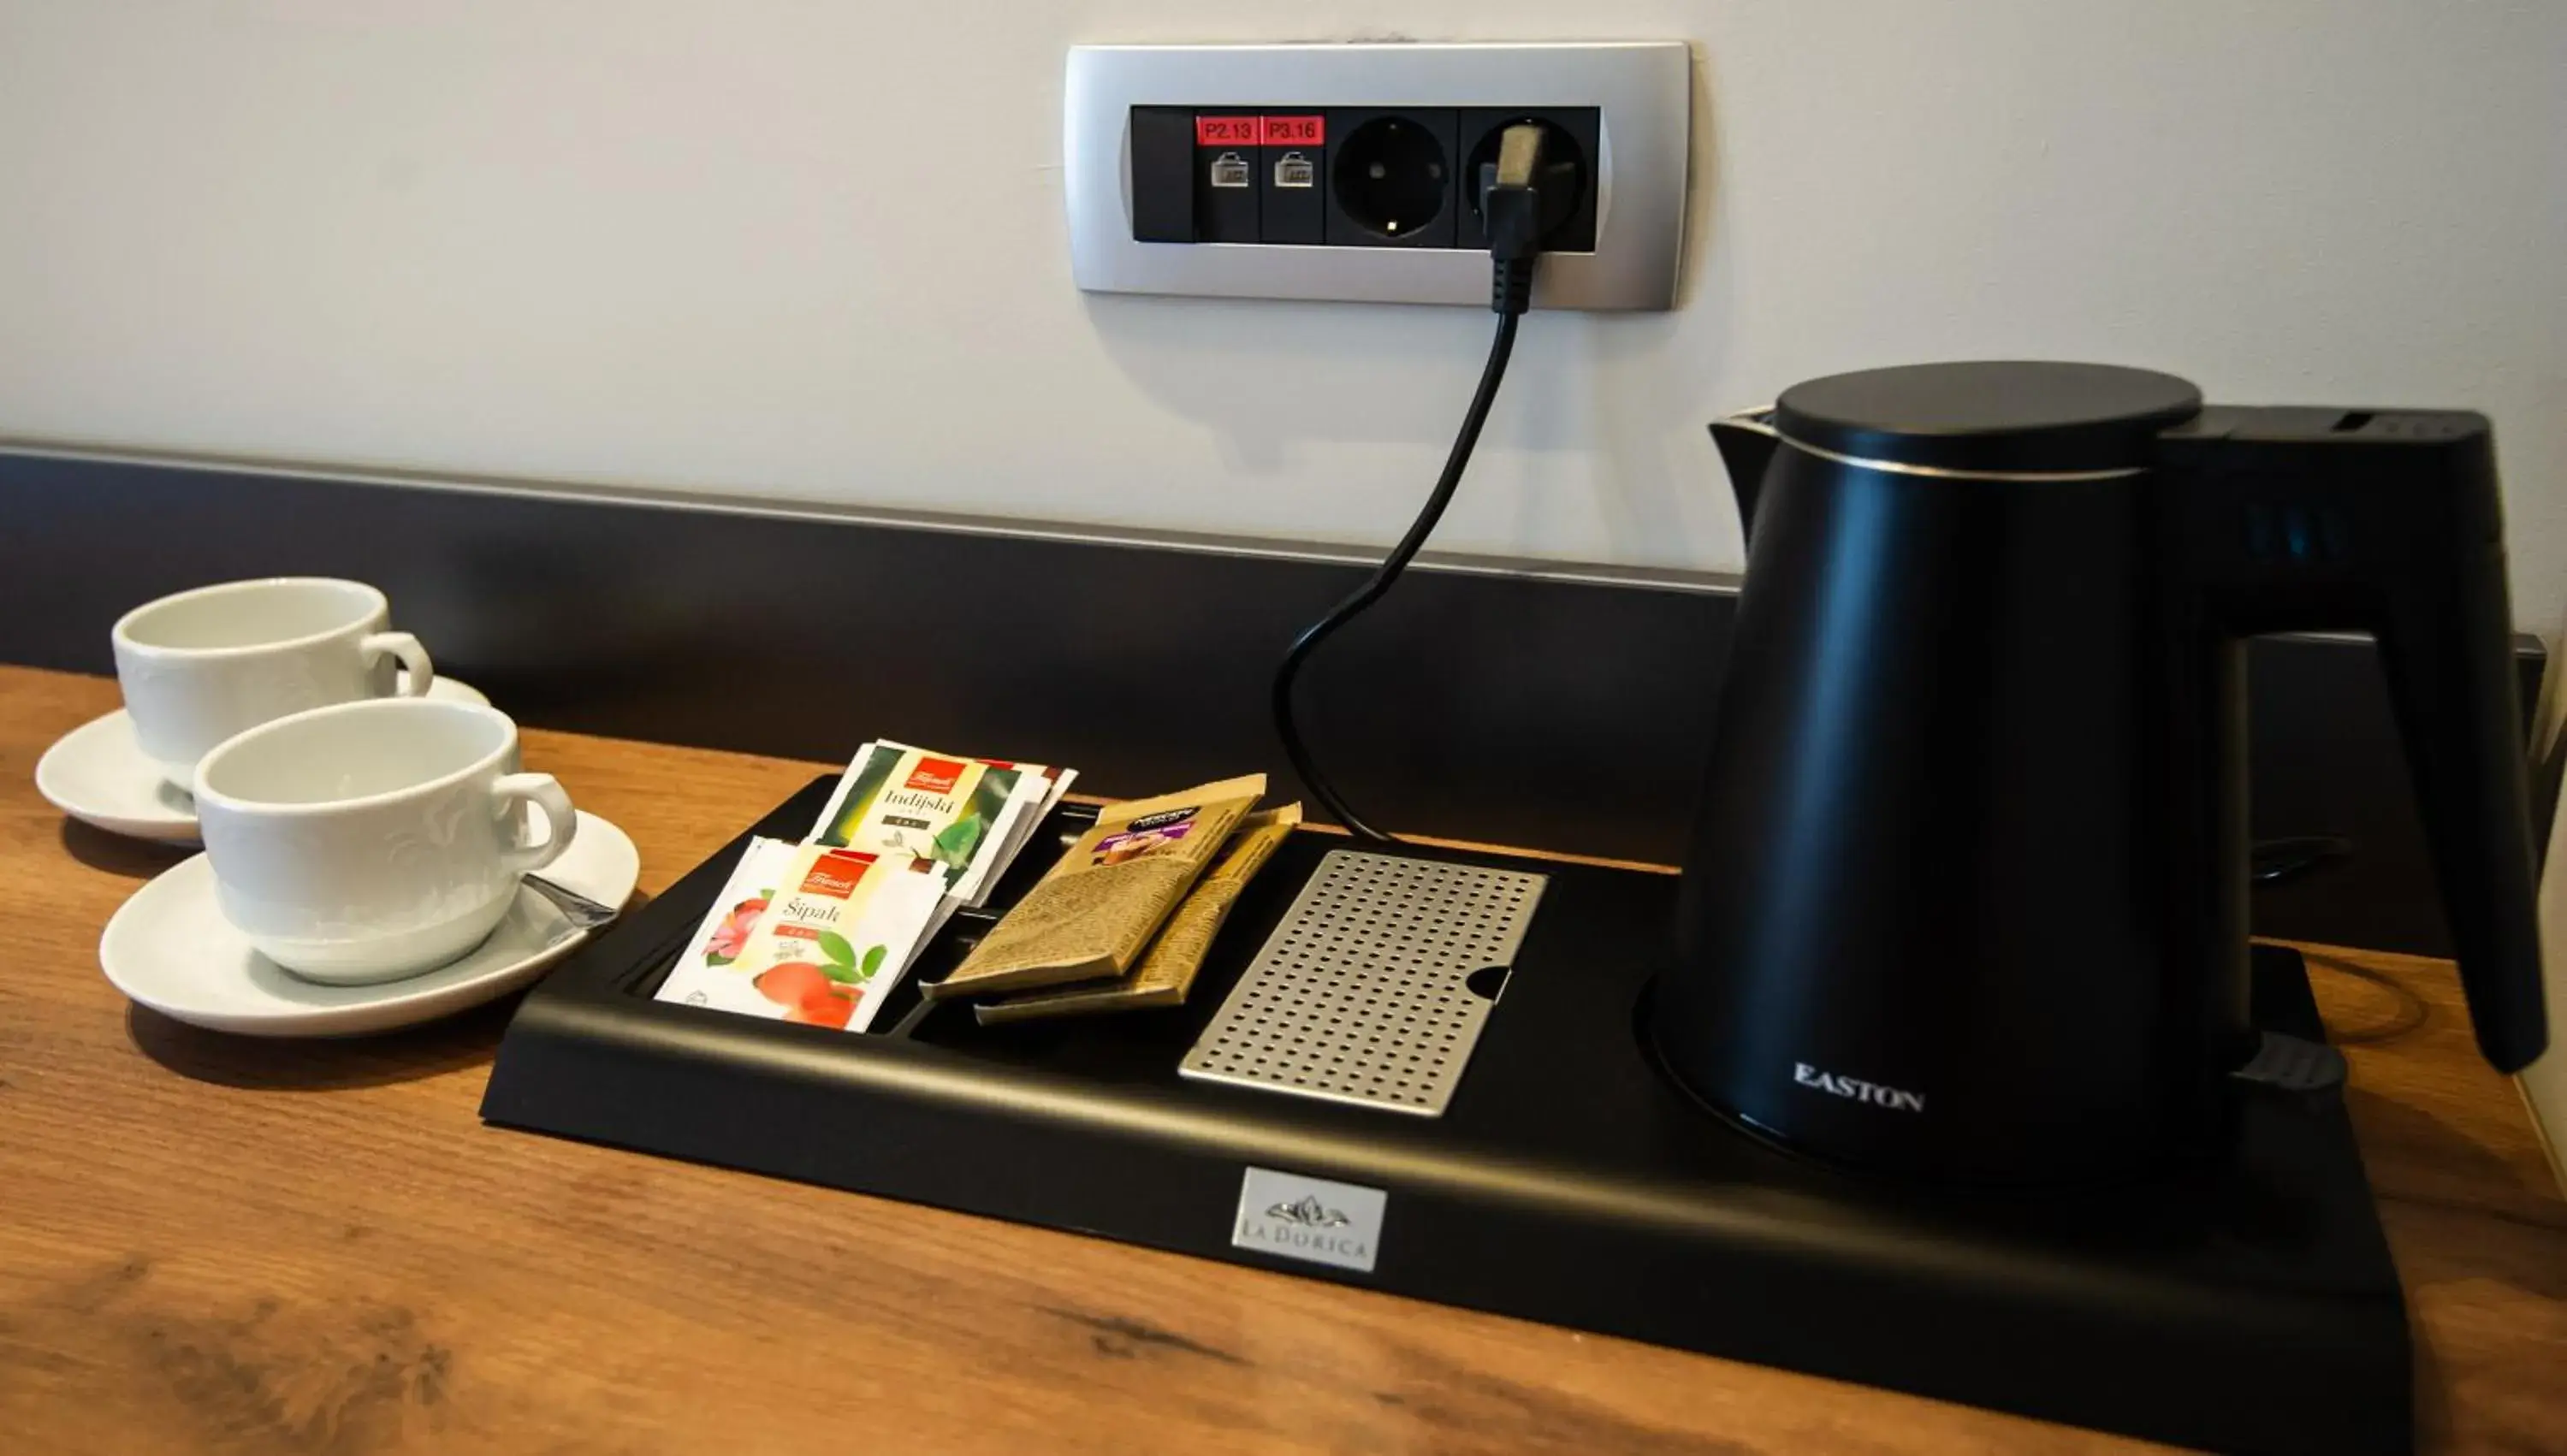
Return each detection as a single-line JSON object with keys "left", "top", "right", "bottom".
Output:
{"left": 34, "top": 676, "right": 491, "bottom": 843}
{"left": 99, "top": 809, "right": 640, "bottom": 1038}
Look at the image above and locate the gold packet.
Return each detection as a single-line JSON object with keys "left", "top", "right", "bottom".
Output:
{"left": 975, "top": 804, "right": 1301, "bottom": 1024}
{"left": 925, "top": 774, "right": 1266, "bottom": 1000}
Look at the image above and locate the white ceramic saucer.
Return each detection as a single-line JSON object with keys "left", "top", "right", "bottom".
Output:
{"left": 35, "top": 675, "right": 490, "bottom": 843}
{"left": 99, "top": 809, "right": 637, "bottom": 1038}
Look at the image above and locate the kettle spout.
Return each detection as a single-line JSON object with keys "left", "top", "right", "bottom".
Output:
{"left": 1709, "top": 407, "right": 1782, "bottom": 543}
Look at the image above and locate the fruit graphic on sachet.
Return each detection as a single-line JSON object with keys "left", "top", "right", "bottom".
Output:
{"left": 755, "top": 961, "right": 832, "bottom": 1007}
{"left": 758, "top": 960, "right": 861, "bottom": 1029}
{"left": 704, "top": 894, "right": 770, "bottom": 965}
{"left": 786, "top": 987, "right": 855, "bottom": 1028}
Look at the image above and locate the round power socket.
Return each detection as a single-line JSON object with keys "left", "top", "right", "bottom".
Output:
{"left": 1331, "top": 116, "right": 1449, "bottom": 240}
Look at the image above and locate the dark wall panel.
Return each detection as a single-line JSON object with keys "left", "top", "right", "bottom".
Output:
{"left": 0, "top": 452, "right": 2539, "bottom": 956}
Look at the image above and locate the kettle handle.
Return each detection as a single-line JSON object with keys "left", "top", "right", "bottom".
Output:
{"left": 2155, "top": 408, "right": 2547, "bottom": 1074}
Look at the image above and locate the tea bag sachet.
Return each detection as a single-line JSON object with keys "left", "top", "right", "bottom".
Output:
{"left": 926, "top": 774, "right": 1266, "bottom": 1000}
{"left": 975, "top": 803, "right": 1300, "bottom": 1023}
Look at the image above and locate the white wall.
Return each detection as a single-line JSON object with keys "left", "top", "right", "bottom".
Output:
{"left": 3, "top": 3, "right": 2564, "bottom": 607}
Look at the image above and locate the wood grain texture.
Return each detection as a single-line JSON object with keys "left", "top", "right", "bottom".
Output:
{"left": 2, "top": 664, "right": 2560, "bottom": 1455}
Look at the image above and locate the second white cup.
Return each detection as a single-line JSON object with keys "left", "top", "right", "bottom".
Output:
{"left": 193, "top": 698, "right": 578, "bottom": 985}
{"left": 112, "top": 577, "right": 436, "bottom": 790}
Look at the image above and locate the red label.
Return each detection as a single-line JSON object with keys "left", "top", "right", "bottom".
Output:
{"left": 800, "top": 849, "right": 875, "bottom": 900}
{"left": 904, "top": 757, "right": 967, "bottom": 796}
{"left": 1195, "top": 115, "right": 1258, "bottom": 145}
{"left": 1259, "top": 115, "right": 1324, "bottom": 145}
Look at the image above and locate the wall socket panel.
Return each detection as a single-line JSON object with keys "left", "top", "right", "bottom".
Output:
{"left": 1064, "top": 43, "right": 1692, "bottom": 311}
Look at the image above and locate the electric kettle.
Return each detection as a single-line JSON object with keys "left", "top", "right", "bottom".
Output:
{"left": 1656, "top": 360, "right": 2546, "bottom": 1183}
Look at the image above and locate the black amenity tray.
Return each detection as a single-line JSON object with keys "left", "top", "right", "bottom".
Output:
{"left": 483, "top": 773, "right": 2412, "bottom": 1456}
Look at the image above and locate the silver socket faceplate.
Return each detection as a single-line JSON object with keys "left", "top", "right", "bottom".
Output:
{"left": 1064, "top": 42, "right": 1692, "bottom": 311}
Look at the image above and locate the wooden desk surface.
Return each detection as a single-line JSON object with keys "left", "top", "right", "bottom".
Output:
{"left": 3, "top": 663, "right": 2561, "bottom": 1455}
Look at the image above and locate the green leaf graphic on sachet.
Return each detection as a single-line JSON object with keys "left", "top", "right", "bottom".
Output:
{"left": 816, "top": 931, "right": 857, "bottom": 969}
{"left": 930, "top": 812, "right": 987, "bottom": 872}
{"left": 861, "top": 944, "right": 887, "bottom": 981}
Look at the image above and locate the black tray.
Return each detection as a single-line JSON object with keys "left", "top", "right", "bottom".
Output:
{"left": 484, "top": 775, "right": 2410, "bottom": 1456}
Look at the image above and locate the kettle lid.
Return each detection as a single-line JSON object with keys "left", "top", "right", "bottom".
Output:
{"left": 1775, "top": 361, "right": 2203, "bottom": 476}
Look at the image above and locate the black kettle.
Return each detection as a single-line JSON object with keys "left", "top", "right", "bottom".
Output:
{"left": 1655, "top": 360, "right": 2546, "bottom": 1183}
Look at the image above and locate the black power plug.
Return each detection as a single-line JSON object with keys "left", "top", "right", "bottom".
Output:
{"left": 1458, "top": 107, "right": 1598, "bottom": 252}
{"left": 1476, "top": 121, "right": 1555, "bottom": 315}
{"left": 1473, "top": 128, "right": 1580, "bottom": 241}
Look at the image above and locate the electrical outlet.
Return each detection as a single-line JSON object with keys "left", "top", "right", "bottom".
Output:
{"left": 1064, "top": 43, "right": 1689, "bottom": 311}
{"left": 1325, "top": 109, "right": 1459, "bottom": 248}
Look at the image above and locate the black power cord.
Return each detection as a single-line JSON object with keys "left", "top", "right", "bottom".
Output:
{"left": 1271, "top": 311, "right": 1520, "bottom": 842}
{"left": 1272, "top": 123, "right": 1555, "bottom": 843}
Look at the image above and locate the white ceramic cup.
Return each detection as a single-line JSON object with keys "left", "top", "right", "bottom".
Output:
{"left": 112, "top": 577, "right": 435, "bottom": 790}
{"left": 193, "top": 698, "right": 578, "bottom": 985}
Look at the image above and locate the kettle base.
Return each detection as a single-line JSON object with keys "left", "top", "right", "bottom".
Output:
{"left": 489, "top": 782, "right": 2414, "bottom": 1456}
{"left": 1633, "top": 977, "right": 2224, "bottom": 1192}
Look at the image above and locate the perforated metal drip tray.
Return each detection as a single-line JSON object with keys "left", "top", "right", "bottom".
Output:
{"left": 1180, "top": 850, "right": 1546, "bottom": 1115}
